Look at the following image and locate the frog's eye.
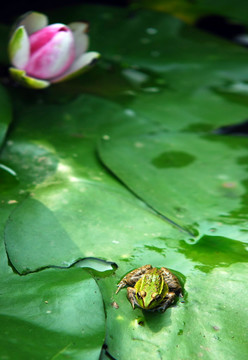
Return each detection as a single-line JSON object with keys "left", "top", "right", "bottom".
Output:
{"left": 151, "top": 292, "right": 161, "bottom": 300}
{"left": 151, "top": 292, "right": 158, "bottom": 299}
{"left": 137, "top": 290, "right": 146, "bottom": 298}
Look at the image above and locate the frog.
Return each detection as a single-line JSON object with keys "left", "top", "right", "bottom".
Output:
{"left": 116, "top": 264, "right": 183, "bottom": 312}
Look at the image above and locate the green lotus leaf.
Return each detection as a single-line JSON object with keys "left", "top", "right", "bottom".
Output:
{"left": 0, "top": 267, "right": 105, "bottom": 360}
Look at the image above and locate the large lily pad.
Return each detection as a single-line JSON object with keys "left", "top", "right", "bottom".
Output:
{"left": 2, "top": 94, "right": 187, "bottom": 274}
{"left": 0, "top": 267, "right": 105, "bottom": 360}
{"left": 99, "top": 131, "right": 248, "bottom": 238}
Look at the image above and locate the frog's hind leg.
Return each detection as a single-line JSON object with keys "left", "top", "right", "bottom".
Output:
{"left": 116, "top": 265, "right": 152, "bottom": 294}
{"left": 127, "top": 287, "right": 137, "bottom": 309}
{"left": 160, "top": 267, "right": 182, "bottom": 296}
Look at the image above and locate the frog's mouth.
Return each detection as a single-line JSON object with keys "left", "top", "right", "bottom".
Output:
{"left": 137, "top": 291, "right": 159, "bottom": 310}
{"left": 145, "top": 297, "right": 159, "bottom": 310}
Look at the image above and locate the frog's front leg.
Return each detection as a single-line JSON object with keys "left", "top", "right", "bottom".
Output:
{"left": 116, "top": 264, "right": 152, "bottom": 294}
{"left": 158, "top": 292, "right": 176, "bottom": 312}
{"left": 127, "top": 287, "right": 137, "bottom": 309}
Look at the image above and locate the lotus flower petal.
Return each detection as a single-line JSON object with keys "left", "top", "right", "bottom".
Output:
{"left": 17, "top": 11, "right": 48, "bottom": 35}
{"left": 69, "top": 22, "right": 89, "bottom": 58}
{"left": 29, "top": 24, "right": 70, "bottom": 53}
{"left": 8, "top": 26, "right": 30, "bottom": 69}
{"left": 51, "top": 51, "right": 100, "bottom": 83}
{"left": 9, "top": 67, "right": 50, "bottom": 89}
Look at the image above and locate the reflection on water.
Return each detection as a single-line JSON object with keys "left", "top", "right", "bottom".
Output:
{"left": 179, "top": 235, "right": 248, "bottom": 272}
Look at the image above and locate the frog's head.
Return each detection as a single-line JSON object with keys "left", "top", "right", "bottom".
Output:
{"left": 134, "top": 268, "right": 169, "bottom": 310}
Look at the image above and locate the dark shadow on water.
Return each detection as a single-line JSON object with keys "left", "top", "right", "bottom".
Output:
{"left": 151, "top": 151, "right": 195, "bottom": 169}
{"left": 213, "top": 119, "right": 248, "bottom": 136}
{"left": 196, "top": 15, "right": 246, "bottom": 45}
{"left": 141, "top": 289, "right": 186, "bottom": 333}
{"left": 141, "top": 307, "right": 172, "bottom": 333}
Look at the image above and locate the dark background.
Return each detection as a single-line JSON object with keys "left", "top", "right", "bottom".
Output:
{"left": 1, "top": 0, "right": 128, "bottom": 23}
{"left": 3, "top": 0, "right": 247, "bottom": 42}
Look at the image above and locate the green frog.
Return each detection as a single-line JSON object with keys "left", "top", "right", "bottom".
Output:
{"left": 116, "top": 264, "right": 183, "bottom": 312}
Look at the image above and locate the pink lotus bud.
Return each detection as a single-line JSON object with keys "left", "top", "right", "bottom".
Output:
{"left": 8, "top": 11, "right": 100, "bottom": 89}
{"left": 25, "top": 24, "right": 75, "bottom": 79}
